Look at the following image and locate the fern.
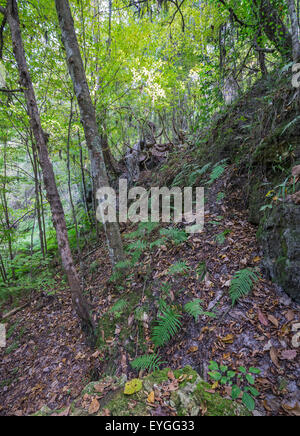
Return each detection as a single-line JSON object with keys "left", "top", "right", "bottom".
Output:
{"left": 184, "top": 299, "right": 216, "bottom": 321}
{"left": 207, "top": 160, "right": 228, "bottom": 185}
{"left": 160, "top": 228, "right": 188, "bottom": 245}
{"left": 150, "top": 238, "right": 165, "bottom": 250}
{"left": 109, "top": 299, "right": 127, "bottom": 314}
{"left": 130, "top": 354, "right": 166, "bottom": 372}
{"left": 168, "top": 261, "right": 190, "bottom": 276}
{"left": 151, "top": 304, "right": 182, "bottom": 347}
{"left": 126, "top": 240, "right": 148, "bottom": 252}
{"left": 229, "top": 269, "right": 259, "bottom": 305}
{"left": 188, "top": 163, "right": 212, "bottom": 185}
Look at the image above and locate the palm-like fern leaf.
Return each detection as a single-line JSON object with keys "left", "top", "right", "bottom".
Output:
{"left": 184, "top": 299, "right": 216, "bottom": 321}
{"left": 151, "top": 305, "right": 182, "bottom": 347}
{"left": 229, "top": 269, "right": 259, "bottom": 305}
{"left": 130, "top": 354, "right": 166, "bottom": 372}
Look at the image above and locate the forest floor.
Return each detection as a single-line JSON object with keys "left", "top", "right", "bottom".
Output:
{"left": 0, "top": 170, "right": 299, "bottom": 416}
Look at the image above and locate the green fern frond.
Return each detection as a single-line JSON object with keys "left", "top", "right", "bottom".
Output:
{"left": 207, "top": 161, "right": 228, "bottom": 185}
{"left": 150, "top": 238, "right": 165, "bottom": 249}
{"left": 184, "top": 299, "right": 216, "bottom": 321}
{"left": 126, "top": 240, "right": 148, "bottom": 252}
{"left": 160, "top": 228, "right": 188, "bottom": 245}
{"left": 130, "top": 354, "right": 166, "bottom": 372}
{"left": 184, "top": 299, "right": 204, "bottom": 321}
{"left": 109, "top": 299, "right": 127, "bottom": 314}
{"left": 229, "top": 269, "right": 259, "bottom": 305}
{"left": 151, "top": 305, "right": 182, "bottom": 347}
{"left": 168, "top": 261, "right": 190, "bottom": 276}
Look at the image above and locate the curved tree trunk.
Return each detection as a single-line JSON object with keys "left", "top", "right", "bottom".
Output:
{"left": 5, "top": 0, "right": 94, "bottom": 337}
{"left": 54, "top": 0, "right": 124, "bottom": 267}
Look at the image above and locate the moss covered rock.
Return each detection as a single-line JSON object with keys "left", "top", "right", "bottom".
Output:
{"left": 34, "top": 366, "right": 250, "bottom": 417}
{"left": 258, "top": 202, "right": 300, "bottom": 303}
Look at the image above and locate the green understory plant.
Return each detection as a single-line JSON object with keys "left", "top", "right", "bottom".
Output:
{"left": 208, "top": 361, "right": 261, "bottom": 411}
{"left": 184, "top": 299, "right": 216, "bottom": 321}
{"left": 151, "top": 302, "right": 182, "bottom": 347}
{"left": 130, "top": 353, "right": 166, "bottom": 372}
{"left": 229, "top": 268, "right": 259, "bottom": 305}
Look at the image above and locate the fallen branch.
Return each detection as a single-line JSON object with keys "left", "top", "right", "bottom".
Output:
{"left": 1, "top": 303, "right": 30, "bottom": 321}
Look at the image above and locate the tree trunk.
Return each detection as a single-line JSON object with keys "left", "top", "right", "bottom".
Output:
{"left": 54, "top": 0, "right": 125, "bottom": 267}
{"left": 287, "top": 0, "right": 300, "bottom": 61}
{"left": 258, "top": 0, "right": 293, "bottom": 60}
{"left": 5, "top": 0, "right": 94, "bottom": 337}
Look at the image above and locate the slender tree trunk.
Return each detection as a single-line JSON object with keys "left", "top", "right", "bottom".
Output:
{"left": 66, "top": 98, "right": 80, "bottom": 257}
{"left": 5, "top": 0, "right": 94, "bottom": 336}
{"left": 1, "top": 139, "right": 15, "bottom": 280}
{"left": 54, "top": 0, "right": 125, "bottom": 267}
{"left": 0, "top": 252, "right": 7, "bottom": 282}
{"left": 78, "top": 129, "right": 93, "bottom": 227}
{"left": 287, "top": 0, "right": 300, "bottom": 61}
{"left": 26, "top": 133, "right": 46, "bottom": 258}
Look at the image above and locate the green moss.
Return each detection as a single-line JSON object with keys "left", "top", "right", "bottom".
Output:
{"left": 105, "top": 390, "right": 148, "bottom": 416}
{"left": 33, "top": 366, "right": 250, "bottom": 417}
{"left": 193, "top": 381, "right": 250, "bottom": 416}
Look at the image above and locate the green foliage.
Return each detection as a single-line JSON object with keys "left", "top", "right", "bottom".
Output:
{"left": 109, "top": 299, "right": 128, "bottom": 317}
{"left": 126, "top": 240, "right": 148, "bottom": 253}
{"left": 207, "top": 161, "right": 228, "bottom": 185}
{"left": 130, "top": 354, "right": 166, "bottom": 372}
{"left": 208, "top": 361, "right": 261, "bottom": 411}
{"left": 184, "top": 299, "right": 216, "bottom": 321}
{"left": 168, "top": 261, "right": 190, "bottom": 276}
{"left": 229, "top": 269, "right": 259, "bottom": 305}
{"left": 196, "top": 261, "right": 206, "bottom": 281}
{"left": 160, "top": 228, "right": 188, "bottom": 245}
{"left": 215, "top": 229, "right": 231, "bottom": 245}
{"left": 151, "top": 303, "right": 182, "bottom": 347}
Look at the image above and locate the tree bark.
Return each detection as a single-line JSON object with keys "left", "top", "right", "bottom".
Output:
{"left": 5, "top": 0, "right": 94, "bottom": 337}
{"left": 287, "top": 0, "right": 300, "bottom": 61}
{"left": 54, "top": 0, "right": 125, "bottom": 267}
{"left": 258, "top": 0, "right": 293, "bottom": 60}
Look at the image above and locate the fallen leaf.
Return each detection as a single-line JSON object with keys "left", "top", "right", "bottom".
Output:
{"left": 281, "top": 401, "right": 300, "bottom": 416}
{"left": 270, "top": 347, "right": 280, "bottom": 368}
{"left": 147, "top": 391, "right": 155, "bottom": 404}
{"left": 167, "top": 371, "right": 175, "bottom": 380}
{"left": 188, "top": 346, "right": 198, "bottom": 353}
{"left": 268, "top": 315, "right": 279, "bottom": 328}
{"left": 88, "top": 398, "right": 100, "bottom": 414}
{"left": 221, "top": 334, "right": 234, "bottom": 344}
{"left": 280, "top": 349, "right": 297, "bottom": 361}
{"left": 258, "top": 310, "right": 268, "bottom": 326}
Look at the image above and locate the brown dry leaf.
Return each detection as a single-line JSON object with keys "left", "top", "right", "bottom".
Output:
{"left": 94, "top": 383, "right": 105, "bottom": 393}
{"left": 281, "top": 401, "right": 300, "bottom": 416}
{"left": 178, "top": 374, "right": 187, "bottom": 383}
{"left": 88, "top": 398, "right": 100, "bottom": 414}
{"left": 270, "top": 347, "right": 280, "bottom": 368}
{"left": 268, "top": 315, "right": 279, "bottom": 328}
{"left": 280, "top": 349, "right": 297, "bottom": 361}
{"left": 258, "top": 310, "right": 268, "bottom": 326}
{"left": 221, "top": 334, "right": 234, "bottom": 344}
{"left": 147, "top": 391, "right": 155, "bottom": 404}
{"left": 102, "top": 408, "right": 111, "bottom": 416}
{"left": 285, "top": 310, "right": 295, "bottom": 322}
{"left": 91, "top": 350, "right": 101, "bottom": 359}
{"left": 167, "top": 370, "right": 175, "bottom": 380}
{"left": 168, "top": 381, "right": 179, "bottom": 392}
{"left": 188, "top": 346, "right": 198, "bottom": 353}
{"left": 253, "top": 256, "right": 261, "bottom": 263}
